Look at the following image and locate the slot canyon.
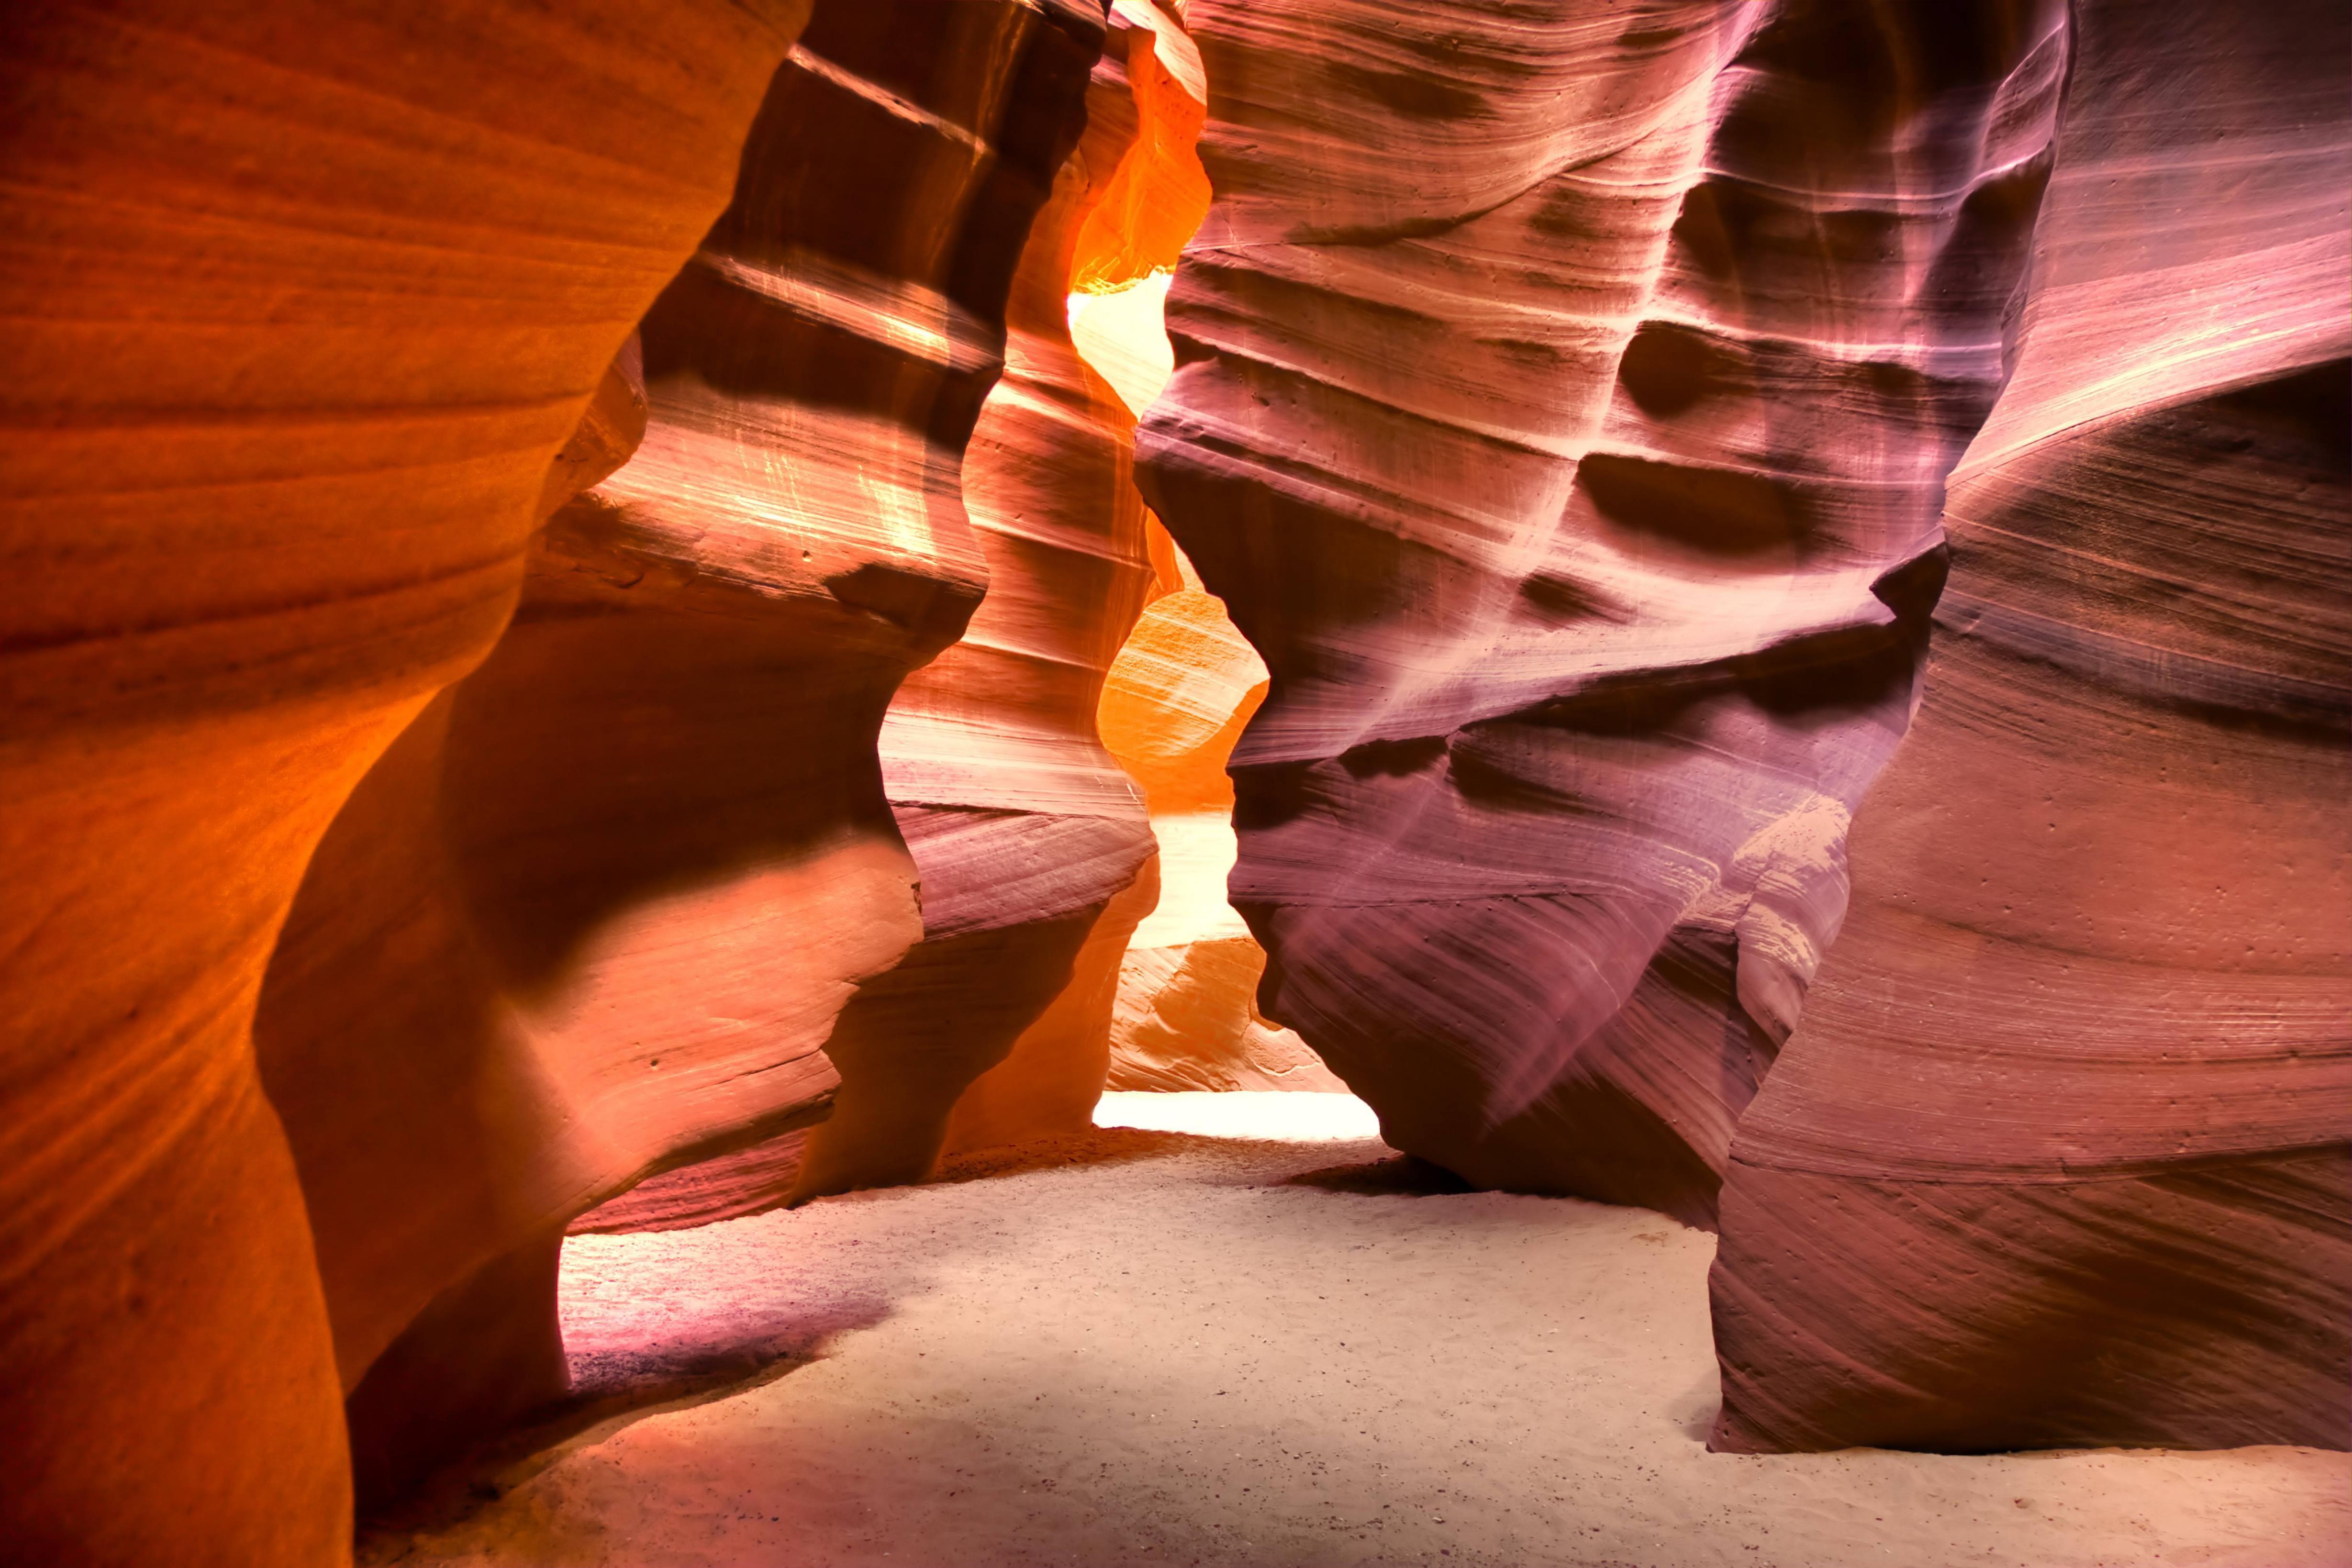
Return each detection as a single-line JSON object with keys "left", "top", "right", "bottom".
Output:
{"left": 0, "top": 1, "right": 2343, "bottom": 1565}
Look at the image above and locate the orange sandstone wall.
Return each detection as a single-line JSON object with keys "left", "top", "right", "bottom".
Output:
{"left": 1098, "top": 532, "right": 1346, "bottom": 1092}
{"left": 251, "top": 0, "right": 1108, "bottom": 1501}
{"left": 798, "top": 1, "right": 1156, "bottom": 1194}
{"left": 0, "top": 2, "right": 811, "bottom": 1562}
{"left": 579, "top": 2, "right": 1203, "bottom": 1231}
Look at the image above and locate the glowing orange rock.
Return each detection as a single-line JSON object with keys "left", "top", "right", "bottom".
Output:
{"left": 255, "top": 0, "right": 1100, "bottom": 1502}
{"left": 0, "top": 3, "right": 809, "bottom": 1560}
{"left": 571, "top": 4, "right": 1202, "bottom": 1228}
{"left": 1099, "top": 569, "right": 1267, "bottom": 816}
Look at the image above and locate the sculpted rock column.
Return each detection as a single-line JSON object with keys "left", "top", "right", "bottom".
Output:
{"left": 793, "top": 1, "right": 1148, "bottom": 1193}
{"left": 0, "top": 3, "right": 807, "bottom": 1562}
{"left": 1137, "top": 0, "right": 2066, "bottom": 1223}
{"left": 588, "top": 4, "right": 1203, "bottom": 1226}
{"left": 1710, "top": 0, "right": 2352, "bottom": 1453}
{"left": 253, "top": 0, "right": 1106, "bottom": 1501}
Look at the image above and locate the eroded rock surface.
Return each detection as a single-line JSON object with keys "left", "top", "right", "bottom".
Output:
{"left": 0, "top": 3, "right": 811, "bottom": 1561}
{"left": 256, "top": 0, "right": 1104, "bottom": 1501}
{"left": 793, "top": 5, "right": 1152, "bottom": 1196}
{"left": 575, "top": 3, "right": 1197, "bottom": 1231}
{"left": 1710, "top": 0, "right": 2352, "bottom": 1453}
{"left": 1097, "top": 536, "right": 1342, "bottom": 1093}
{"left": 1136, "top": 0, "right": 2069, "bottom": 1223}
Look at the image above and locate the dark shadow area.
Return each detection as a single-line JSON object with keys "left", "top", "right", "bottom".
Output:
{"left": 1285, "top": 1154, "right": 1477, "bottom": 1196}
{"left": 355, "top": 1295, "right": 890, "bottom": 1549}
{"left": 927, "top": 1123, "right": 1228, "bottom": 1185}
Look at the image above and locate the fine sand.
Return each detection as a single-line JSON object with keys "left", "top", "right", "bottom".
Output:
{"left": 362, "top": 1093, "right": 2350, "bottom": 1568}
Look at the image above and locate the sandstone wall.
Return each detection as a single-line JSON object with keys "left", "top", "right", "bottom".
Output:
{"left": 253, "top": 0, "right": 1110, "bottom": 1501}
{"left": 1710, "top": 0, "right": 2352, "bottom": 1452}
{"left": 1137, "top": 0, "right": 2070, "bottom": 1224}
{"left": 0, "top": 3, "right": 812, "bottom": 1560}
{"left": 578, "top": 2, "right": 1200, "bottom": 1230}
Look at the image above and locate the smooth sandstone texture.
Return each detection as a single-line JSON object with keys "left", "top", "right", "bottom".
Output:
{"left": 0, "top": 4, "right": 809, "bottom": 1562}
{"left": 883, "top": 6, "right": 1222, "bottom": 1174}
{"left": 798, "top": 0, "right": 1149, "bottom": 1197}
{"left": 1065, "top": 17, "right": 1338, "bottom": 1097}
{"left": 579, "top": 3, "right": 1184, "bottom": 1232}
{"left": 1709, "top": 0, "right": 2352, "bottom": 1453}
{"left": 1100, "top": 569, "right": 1342, "bottom": 1092}
{"left": 1136, "top": 0, "right": 2069, "bottom": 1224}
{"left": 256, "top": 0, "right": 1115, "bottom": 1501}
{"left": 0, "top": 6, "right": 809, "bottom": 1561}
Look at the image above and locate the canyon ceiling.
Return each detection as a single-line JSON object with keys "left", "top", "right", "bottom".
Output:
{"left": 0, "top": 0, "right": 2343, "bottom": 1563}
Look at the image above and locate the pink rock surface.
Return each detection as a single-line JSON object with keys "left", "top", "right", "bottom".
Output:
{"left": 1136, "top": 0, "right": 2068, "bottom": 1224}
{"left": 1709, "top": 0, "right": 2352, "bottom": 1453}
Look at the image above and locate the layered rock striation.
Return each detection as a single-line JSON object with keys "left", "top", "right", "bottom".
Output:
{"left": 0, "top": 3, "right": 813, "bottom": 1561}
{"left": 255, "top": 0, "right": 1105, "bottom": 1501}
{"left": 1710, "top": 0, "right": 2352, "bottom": 1453}
{"left": 582, "top": 1, "right": 1203, "bottom": 1228}
{"left": 795, "top": 1, "right": 1157, "bottom": 1195}
{"left": 1137, "top": 0, "right": 2070, "bottom": 1223}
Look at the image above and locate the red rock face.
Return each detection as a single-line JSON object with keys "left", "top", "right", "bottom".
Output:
{"left": 1136, "top": 0, "right": 2069, "bottom": 1224}
{"left": 6, "top": 12, "right": 2342, "bottom": 1561}
{"left": 255, "top": 0, "right": 1106, "bottom": 1503}
{"left": 0, "top": 3, "right": 810, "bottom": 1561}
{"left": 1709, "top": 0, "right": 2352, "bottom": 1453}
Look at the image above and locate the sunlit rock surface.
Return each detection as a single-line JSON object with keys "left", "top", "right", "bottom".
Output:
{"left": 796, "top": 0, "right": 1153, "bottom": 1197}
{"left": 0, "top": 3, "right": 812, "bottom": 1561}
{"left": 1135, "top": 0, "right": 2070, "bottom": 1224}
{"left": 1066, "top": 17, "right": 1341, "bottom": 1098}
{"left": 580, "top": 1, "right": 1199, "bottom": 1230}
{"left": 5, "top": 10, "right": 2345, "bottom": 1564}
{"left": 256, "top": 0, "right": 1102, "bottom": 1501}
{"left": 1709, "top": 0, "right": 2352, "bottom": 1454}
{"left": 1098, "top": 559, "right": 1343, "bottom": 1092}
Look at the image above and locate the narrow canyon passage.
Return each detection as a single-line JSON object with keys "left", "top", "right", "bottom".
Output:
{"left": 4, "top": 0, "right": 2346, "bottom": 1562}
{"left": 365, "top": 1095, "right": 2348, "bottom": 1568}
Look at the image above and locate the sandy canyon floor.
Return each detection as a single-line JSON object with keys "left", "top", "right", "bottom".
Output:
{"left": 361, "top": 1094, "right": 2350, "bottom": 1568}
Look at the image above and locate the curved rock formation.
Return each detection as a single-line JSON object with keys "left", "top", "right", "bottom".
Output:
{"left": 840, "top": 2, "right": 1203, "bottom": 1182}
{"left": 1710, "top": 0, "right": 2352, "bottom": 1453}
{"left": 1097, "top": 534, "right": 1344, "bottom": 1092}
{"left": 1135, "top": 0, "right": 2069, "bottom": 1224}
{"left": 0, "top": 3, "right": 810, "bottom": 1560}
{"left": 791, "top": 0, "right": 1144, "bottom": 1193}
{"left": 255, "top": 0, "right": 1106, "bottom": 1501}
{"left": 577, "top": 2, "right": 1201, "bottom": 1230}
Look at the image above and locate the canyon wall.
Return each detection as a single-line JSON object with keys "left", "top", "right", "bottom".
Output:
{"left": 0, "top": 3, "right": 813, "bottom": 1561}
{"left": 5, "top": 14, "right": 2341, "bottom": 1568}
{"left": 794, "top": 2, "right": 1159, "bottom": 1195}
{"left": 1709, "top": 0, "right": 2352, "bottom": 1453}
{"left": 1136, "top": 0, "right": 2070, "bottom": 1224}
{"left": 578, "top": 1, "right": 1204, "bottom": 1233}
{"left": 253, "top": 0, "right": 1109, "bottom": 1501}
{"left": 1098, "top": 531, "right": 1345, "bottom": 1092}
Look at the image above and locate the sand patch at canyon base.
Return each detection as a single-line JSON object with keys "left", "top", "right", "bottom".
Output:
{"left": 363, "top": 1093, "right": 2351, "bottom": 1568}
